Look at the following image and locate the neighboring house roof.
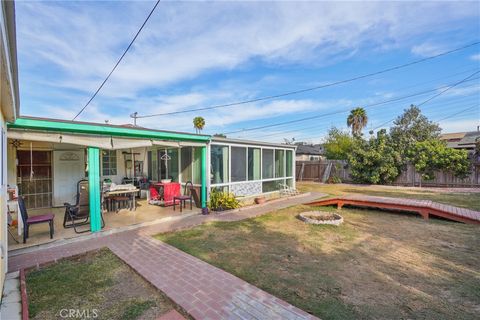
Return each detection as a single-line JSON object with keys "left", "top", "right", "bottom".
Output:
{"left": 440, "top": 132, "right": 467, "bottom": 141}
{"left": 295, "top": 144, "right": 324, "bottom": 155}
{"left": 1, "top": 0, "right": 20, "bottom": 121}
{"left": 440, "top": 131, "right": 480, "bottom": 149}
{"left": 211, "top": 136, "right": 296, "bottom": 149}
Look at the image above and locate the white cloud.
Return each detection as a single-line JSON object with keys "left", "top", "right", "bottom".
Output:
{"left": 471, "top": 54, "right": 480, "bottom": 61}
{"left": 411, "top": 42, "right": 446, "bottom": 57}
{"left": 15, "top": 1, "right": 479, "bottom": 130}
{"left": 439, "top": 119, "right": 480, "bottom": 133}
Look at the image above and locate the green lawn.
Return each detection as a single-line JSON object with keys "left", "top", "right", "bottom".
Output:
{"left": 26, "top": 249, "right": 191, "bottom": 320}
{"left": 298, "top": 182, "right": 480, "bottom": 211}
{"left": 156, "top": 195, "right": 480, "bottom": 319}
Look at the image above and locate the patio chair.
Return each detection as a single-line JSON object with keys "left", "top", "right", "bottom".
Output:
{"left": 173, "top": 181, "right": 194, "bottom": 212}
{"left": 18, "top": 196, "right": 55, "bottom": 244}
{"left": 64, "top": 179, "right": 105, "bottom": 233}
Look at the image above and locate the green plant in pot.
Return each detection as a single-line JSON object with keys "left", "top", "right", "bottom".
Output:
{"left": 209, "top": 189, "right": 240, "bottom": 211}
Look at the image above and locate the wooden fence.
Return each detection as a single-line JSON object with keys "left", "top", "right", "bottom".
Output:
{"left": 296, "top": 160, "right": 480, "bottom": 187}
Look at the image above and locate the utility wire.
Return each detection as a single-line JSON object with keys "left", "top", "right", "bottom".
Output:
{"left": 436, "top": 104, "right": 479, "bottom": 122}
{"left": 136, "top": 41, "right": 480, "bottom": 118}
{"left": 285, "top": 100, "right": 480, "bottom": 142}
{"left": 247, "top": 93, "right": 480, "bottom": 140}
{"left": 287, "top": 103, "right": 479, "bottom": 143}
{"left": 225, "top": 75, "right": 480, "bottom": 135}
{"left": 72, "top": 0, "right": 161, "bottom": 121}
{"left": 372, "top": 70, "right": 480, "bottom": 130}
{"left": 237, "top": 69, "right": 479, "bottom": 137}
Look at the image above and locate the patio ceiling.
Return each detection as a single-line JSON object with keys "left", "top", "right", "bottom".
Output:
{"left": 8, "top": 130, "right": 206, "bottom": 149}
{"left": 7, "top": 117, "right": 210, "bottom": 143}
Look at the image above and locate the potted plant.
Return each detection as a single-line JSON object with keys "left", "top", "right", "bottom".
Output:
{"left": 254, "top": 196, "right": 266, "bottom": 204}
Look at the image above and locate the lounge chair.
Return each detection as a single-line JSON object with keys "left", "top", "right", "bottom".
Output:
{"left": 18, "top": 196, "right": 54, "bottom": 244}
{"left": 64, "top": 179, "right": 104, "bottom": 233}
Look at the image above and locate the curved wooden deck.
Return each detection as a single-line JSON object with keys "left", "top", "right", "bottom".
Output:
{"left": 307, "top": 195, "right": 480, "bottom": 225}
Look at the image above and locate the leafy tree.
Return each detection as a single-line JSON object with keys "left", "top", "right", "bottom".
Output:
{"left": 390, "top": 105, "right": 441, "bottom": 163}
{"left": 407, "top": 139, "right": 470, "bottom": 185}
{"left": 348, "top": 129, "right": 401, "bottom": 184}
{"left": 323, "top": 127, "right": 356, "bottom": 160}
{"left": 193, "top": 116, "right": 205, "bottom": 134}
{"left": 347, "top": 107, "right": 368, "bottom": 136}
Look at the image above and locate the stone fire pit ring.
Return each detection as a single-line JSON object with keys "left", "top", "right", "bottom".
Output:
{"left": 298, "top": 211, "right": 343, "bottom": 226}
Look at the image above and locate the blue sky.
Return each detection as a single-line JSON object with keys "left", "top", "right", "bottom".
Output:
{"left": 15, "top": 1, "right": 480, "bottom": 142}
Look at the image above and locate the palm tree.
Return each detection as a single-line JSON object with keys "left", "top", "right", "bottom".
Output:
{"left": 193, "top": 116, "right": 205, "bottom": 134}
{"left": 347, "top": 107, "right": 368, "bottom": 136}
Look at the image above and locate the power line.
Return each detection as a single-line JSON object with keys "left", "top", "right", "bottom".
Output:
{"left": 248, "top": 93, "right": 480, "bottom": 140}
{"left": 372, "top": 70, "right": 480, "bottom": 130}
{"left": 288, "top": 99, "right": 480, "bottom": 142}
{"left": 136, "top": 41, "right": 480, "bottom": 119}
{"left": 72, "top": 0, "right": 161, "bottom": 121}
{"left": 283, "top": 103, "right": 479, "bottom": 143}
{"left": 237, "top": 71, "right": 480, "bottom": 139}
{"left": 436, "top": 104, "right": 479, "bottom": 122}
{"left": 224, "top": 75, "right": 480, "bottom": 135}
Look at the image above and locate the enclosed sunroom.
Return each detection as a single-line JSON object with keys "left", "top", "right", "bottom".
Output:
{"left": 209, "top": 137, "right": 296, "bottom": 198}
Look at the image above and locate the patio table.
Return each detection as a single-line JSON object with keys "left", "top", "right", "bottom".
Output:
{"left": 105, "top": 188, "right": 139, "bottom": 211}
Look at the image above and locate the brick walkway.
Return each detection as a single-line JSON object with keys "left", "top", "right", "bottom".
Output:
{"left": 8, "top": 193, "right": 324, "bottom": 320}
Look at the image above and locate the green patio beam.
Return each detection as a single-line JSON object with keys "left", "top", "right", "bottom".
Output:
{"left": 8, "top": 117, "right": 210, "bottom": 142}
{"left": 88, "top": 147, "right": 102, "bottom": 232}
{"left": 201, "top": 146, "right": 208, "bottom": 212}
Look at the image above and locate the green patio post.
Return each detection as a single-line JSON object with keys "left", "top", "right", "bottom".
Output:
{"left": 88, "top": 147, "right": 102, "bottom": 232}
{"left": 201, "top": 146, "right": 208, "bottom": 214}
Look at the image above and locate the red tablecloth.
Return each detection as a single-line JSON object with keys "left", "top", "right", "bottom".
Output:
{"left": 154, "top": 182, "right": 181, "bottom": 206}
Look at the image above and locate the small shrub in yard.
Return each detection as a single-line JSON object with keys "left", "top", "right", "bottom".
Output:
{"left": 208, "top": 189, "right": 240, "bottom": 211}
{"left": 327, "top": 176, "right": 342, "bottom": 184}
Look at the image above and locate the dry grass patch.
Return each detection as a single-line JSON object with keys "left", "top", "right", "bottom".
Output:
{"left": 156, "top": 204, "right": 480, "bottom": 320}
{"left": 26, "top": 248, "right": 191, "bottom": 320}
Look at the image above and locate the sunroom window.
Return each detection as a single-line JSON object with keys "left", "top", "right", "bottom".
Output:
{"left": 262, "top": 149, "right": 274, "bottom": 179}
{"left": 231, "top": 147, "right": 247, "bottom": 182}
{"left": 275, "top": 149, "right": 285, "bottom": 178}
{"left": 211, "top": 145, "right": 229, "bottom": 184}
{"left": 286, "top": 150, "right": 293, "bottom": 177}
{"left": 248, "top": 147, "right": 261, "bottom": 180}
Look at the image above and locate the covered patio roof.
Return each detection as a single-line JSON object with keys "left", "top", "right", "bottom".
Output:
{"left": 7, "top": 117, "right": 210, "bottom": 143}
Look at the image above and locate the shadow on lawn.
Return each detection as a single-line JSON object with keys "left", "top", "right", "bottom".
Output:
{"left": 155, "top": 206, "right": 480, "bottom": 320}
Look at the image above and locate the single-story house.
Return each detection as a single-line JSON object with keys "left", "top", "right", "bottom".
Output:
{"left": 440, "top": 131, "right": 480, "bottom": 154}
{"left": 1, "top": 0, "right": 19, "bottom": 291}
{"left": 5, "top": 117, "right": 297, "bottom": 235}
{"left": 295, "top": 143, "right": 325, "bottom": 161}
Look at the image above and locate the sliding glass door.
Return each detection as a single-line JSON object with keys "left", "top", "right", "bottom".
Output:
{"left": 148, "top": 148, "right": 180, "bottom": 182}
